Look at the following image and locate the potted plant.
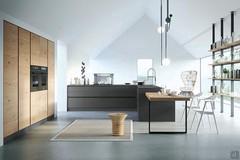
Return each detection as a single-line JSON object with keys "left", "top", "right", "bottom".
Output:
{"left": 223, "top": 68, "right": 229, "bottom": 79}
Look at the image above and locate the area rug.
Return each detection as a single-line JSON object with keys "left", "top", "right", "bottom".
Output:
{"left": 51, "top": 119, "right": 133, "bottom": 142}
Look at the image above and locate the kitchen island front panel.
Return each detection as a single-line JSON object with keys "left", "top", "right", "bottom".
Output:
{"left": 68, "top": 97, "right": 136, "bottom": 111}
{"left": 67, "top": 85, "right": 174, "bottom": 121}
{"left": 68, "top": 85, "right": 137, "bottom": 98}
{"left": 67, "top": 85, "right": 137, "bottom": 111}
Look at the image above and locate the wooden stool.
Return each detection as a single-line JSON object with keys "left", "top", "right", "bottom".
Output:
{"left": 109, "top": 113, "right": 127, "bottom": 136}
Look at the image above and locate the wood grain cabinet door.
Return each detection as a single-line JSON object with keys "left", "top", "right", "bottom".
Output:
{"left": 47, "top": 41, "right": 55, "bottom": 117}
{"left": 31, "top": 91, "right": 48, "bottom": 124}
{"left": 31, "top": 34, "right": 48, "bottom": 66}
{"left": 3, "top": 21, "right": 19, "bottom": 137}
{"left": 19, "top": 28, "right": 30, "bottom": 130}
{"left": 40, "top": 37, "right": 48, "bottom": 66}
{"left": 31, "top": 33, "right": 40, "bottom": 66}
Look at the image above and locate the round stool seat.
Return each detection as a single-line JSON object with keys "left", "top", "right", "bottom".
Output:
{"left": 109, "top": 113, "right": 127, "bottom": 136}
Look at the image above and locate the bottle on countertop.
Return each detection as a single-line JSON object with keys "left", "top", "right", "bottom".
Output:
{"left": 78, "top": 78, "right": 81, "bottom": 85}
{"left": 87, "top": 78, "right": 90, "bottom": 85}
{"left": 74, "top": 77, "right": 78, "bottom": 84}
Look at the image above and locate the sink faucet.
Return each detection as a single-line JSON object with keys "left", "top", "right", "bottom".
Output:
{"left": 146, "top": 68, "right": 156, "bottom": 85}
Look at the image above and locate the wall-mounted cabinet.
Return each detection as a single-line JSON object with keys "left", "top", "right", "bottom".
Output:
{"left": 19, "top": 28, "right": 31, "bottom": 130}
{"left": 3, "top": 21, "right": 19, "bottom": 137}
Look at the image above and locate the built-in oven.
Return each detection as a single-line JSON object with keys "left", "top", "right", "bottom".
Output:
{"left": 30, "top": 66, "right": 48, "bottom": 92}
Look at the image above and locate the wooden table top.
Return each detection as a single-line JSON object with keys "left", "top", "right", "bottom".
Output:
{"left": 145, "top": 92, "right": 190, "bottom": 102}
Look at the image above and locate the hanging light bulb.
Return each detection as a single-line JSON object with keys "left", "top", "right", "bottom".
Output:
{"left": 159, "top": 0, "right": 173, "bottom": 66}
{"left": 162, "top": 58, "right": 171, "bottom": 66}
{"left": 157, "top": 26, "right": 165, "bottom": 34}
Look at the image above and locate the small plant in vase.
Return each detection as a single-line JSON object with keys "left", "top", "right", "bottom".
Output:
{"left": 223, "top": 68, "right": 229, "bottom": 79}
{"left": 81, "top": 62, "right": 86, "bottom": 85}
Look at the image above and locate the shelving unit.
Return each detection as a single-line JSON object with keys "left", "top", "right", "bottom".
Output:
{"left": 210, "top": 11, "right": 240, "bottom": 117}
{"left": 209, "top": 60, "right": 240, "bottom": 66}
{"left": 209, "top": 40, "right": 240, "bottom": 52}
{"left": 216, "top": 93, "right": 240, "bottom": 99}
{"left": 210, "top": 78, "right": 240, "bottom": 81}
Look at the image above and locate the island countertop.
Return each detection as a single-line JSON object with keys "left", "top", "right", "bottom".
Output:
{"left": 145, "top": 92, "right": 190, "bottom": 101}
{"left": 67, "top": 84, "right": 160, "bottom": 88}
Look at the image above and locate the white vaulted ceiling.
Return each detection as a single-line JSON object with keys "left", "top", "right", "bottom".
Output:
{"left": 0, "top": 0, "right": 240, "bottom": 58}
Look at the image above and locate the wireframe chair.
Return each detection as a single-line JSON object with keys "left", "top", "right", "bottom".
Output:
{"left": 190, "top": 95, "right": 219, "bottom": 134}
{"left": 180, "top": 71, "right": 197, "bottom": 97}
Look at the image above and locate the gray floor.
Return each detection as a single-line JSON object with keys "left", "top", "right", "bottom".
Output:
{"left": 0, "top": 111, "right": 240, "bottom": 160}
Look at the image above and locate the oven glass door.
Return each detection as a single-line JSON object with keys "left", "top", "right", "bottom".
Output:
{"left": 31, "top": 72, "right": 40, "bottom": 91}
{"left": 40, "top": 73, "right": 48, "bottom": 90}
{"left": 31, "top": 66, "right": 48, "bottom": 92}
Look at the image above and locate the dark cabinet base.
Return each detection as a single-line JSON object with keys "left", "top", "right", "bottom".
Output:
{"left": 67, "top": 85, "right": 137, "bottom": 112}
{"left": 68, "top": 107, "right": 137, "bottom": 112}
{"left": 68, "top": 97, "right": 136, "bottom": 111}
{"left": 67, "top": 85, "right": 175, "bottom": 121}
{"left": 138, "top": 86, "right": 174, "bottom": 121}
{"left": 149, "top": 101, "right": 175, "bottom": 122}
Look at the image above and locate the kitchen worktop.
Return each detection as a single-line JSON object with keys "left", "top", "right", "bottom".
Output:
{"left": 67, "top": 84, "right": 160, "bottom": 88}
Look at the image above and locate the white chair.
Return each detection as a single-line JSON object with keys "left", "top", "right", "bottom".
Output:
{"left": 181, "top": 92, "right": 202, "bottom": 120}
{"left": 190, "top": 95, "right": 219, "bottom": 134}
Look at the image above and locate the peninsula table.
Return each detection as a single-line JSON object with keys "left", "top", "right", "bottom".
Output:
{"left": 145, "top": 92, "right": 190, "bottom": 134}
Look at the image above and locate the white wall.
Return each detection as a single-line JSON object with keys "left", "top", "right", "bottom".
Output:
{"left": 56, "top": 41, "right": 68, "bottom": 112}
{"left": 0, "top": 10, "right": 57, "bottom": 146}
{"left": 67, "top": 45, "right": 90, "bottom": 83}
{"left": 84, "top": 16, "right": 200, "bottom": 93}
{"left": 157, "top": 60, "right": 200, "bottom": 92}
{"left": 200, "top": 56, "right": 212, "bottom": 93}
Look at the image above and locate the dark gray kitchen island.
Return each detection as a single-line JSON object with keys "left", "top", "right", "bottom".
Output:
{"left": 67, "top": 85, "right": 175, "bottom": 121}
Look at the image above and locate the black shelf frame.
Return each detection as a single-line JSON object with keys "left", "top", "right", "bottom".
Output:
{"left": 211, "top": 11, "right": 238, "bottom": 117}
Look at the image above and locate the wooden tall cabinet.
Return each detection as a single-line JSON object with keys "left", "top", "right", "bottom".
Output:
{"left": 47, "top": 41, "right": 55, "bottom": 117}
{"left": 31, "top": 33, "right": 48, "bottom": 67}
{"left": 3, "top": 21, "right": 19, "bottom": 137}
{"left": 3, "top": 21, "right": 55, "bottom": 139}
{"left": 31, "top": 91, "right": 48, "bottom": 124}
{"left": 18, "top": 28, "right": 31, "bottom": 130}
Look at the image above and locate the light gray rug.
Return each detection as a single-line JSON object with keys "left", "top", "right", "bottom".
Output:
{"left": 51, "top": 119, "right": 133, "bottom": 142}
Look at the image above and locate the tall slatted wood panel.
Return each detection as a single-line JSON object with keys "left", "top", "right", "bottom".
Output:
{"left": 47, "top": 41, "right": 55, "bottom": 117}
{"left": 18, "top": 28, "right": 30, "bottom": 130}
{"left": 3, "top": 21, "right": 19, "bottom": 137}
